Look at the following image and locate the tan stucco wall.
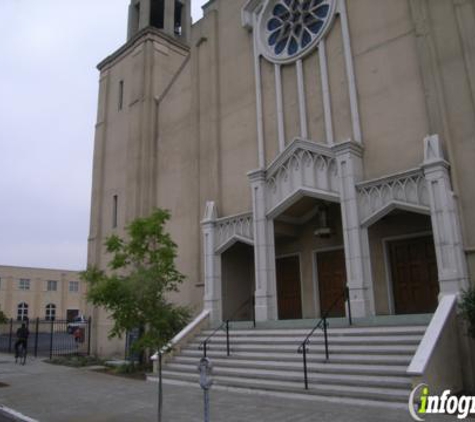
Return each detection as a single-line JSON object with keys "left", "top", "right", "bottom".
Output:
{"left": 0, "top": 266, "right": 87, "bottom": 320}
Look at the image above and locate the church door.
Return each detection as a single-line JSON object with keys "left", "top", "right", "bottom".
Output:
{"left": 389, "top": 236, "right": 439, "bottom": 314}
{"left": 316, "top": 249, "right": 347, "bottom": 317}
{"left": 276, "top": 256, "right": 302, "bottom": 320}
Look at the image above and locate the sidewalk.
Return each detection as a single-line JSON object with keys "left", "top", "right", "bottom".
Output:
{"left": 0, "top": 353, "right": 453, "bottom": 421}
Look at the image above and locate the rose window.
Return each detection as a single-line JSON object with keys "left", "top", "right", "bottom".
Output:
{"left": 262, "top": 0, "right": 335, "bottom": 62}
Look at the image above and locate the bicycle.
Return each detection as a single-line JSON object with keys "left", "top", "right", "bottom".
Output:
{"left": 15, "top": 342, "right": 27, "bottom": 365}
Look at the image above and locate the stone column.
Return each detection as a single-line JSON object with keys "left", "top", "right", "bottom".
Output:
{"left": 248, "top": 170, "right": 278, "bottom": 321}
{"left": 334, "top": 140, "right": 374, "bottom": 317}
{"left": 181, "top": 0, "right": 192, "bottom": 43}
{"left": 138, "top": 0, "right": 152, "bottom": 31}
{"left": 422, "top": 135, "right": 469, "bottom": 294}
{"left": 164, "top": 0, "right": 176, "bottom": 35}
{"left": 201, "top": 202, "right": 222, "bottom": 323}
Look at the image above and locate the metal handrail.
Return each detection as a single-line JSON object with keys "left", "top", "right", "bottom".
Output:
{"left": 198, "top": 295, "right": 255, "bottom": 358}
{"left": 297, "top": 286, "right": 352, "bottom": 390}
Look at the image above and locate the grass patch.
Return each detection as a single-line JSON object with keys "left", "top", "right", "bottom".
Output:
{"left": 46, "top": 355, "right": 105, "bottom": 368}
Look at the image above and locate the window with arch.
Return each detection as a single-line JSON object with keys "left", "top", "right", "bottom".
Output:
{"left": 17, "top": 302, "right": 28, "bottom": 321}
{"left": 45, "top": 304, "right": 56, "bottom": 321}
{"left": 261, "top": 0, "right": 336, "bottom": 63}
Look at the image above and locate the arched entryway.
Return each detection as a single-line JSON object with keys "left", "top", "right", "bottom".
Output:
{"left": 274, "top": 195, "right": 345, "bottom": 320}
{"left": 221, "top": 242, "right": 255, "bottom": 321}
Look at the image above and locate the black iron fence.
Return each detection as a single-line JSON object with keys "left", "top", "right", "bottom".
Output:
{"left": 0, "top": 317, "right": 92, "bottom": 359}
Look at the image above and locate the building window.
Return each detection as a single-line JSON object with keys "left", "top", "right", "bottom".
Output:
{"left": 45, "top": 304, "right": 56, "bottom": 321}
{"left": 69, "top": 281, "right": 79, "bottom": 293}
{"left": 17, "top": 302, "right": 28, "bottom": 321}
{"left": 263, "top": 0, "right": 333, "bottom": 60}
{"left": 47, "top": 280, "right": 58, "bottom": 291}
{"left": 19, "top": 279, "right": 30, "bottom": 290}
{"left": 118, "top": 80, "right": 124, "bottom": 111}
{"left": 113, "top": 195, "right": 118, "bottom": 228}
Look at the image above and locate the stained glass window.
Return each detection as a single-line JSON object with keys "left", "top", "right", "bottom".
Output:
{"left": 266, "top": 0, "right": 332, "bottom": 58}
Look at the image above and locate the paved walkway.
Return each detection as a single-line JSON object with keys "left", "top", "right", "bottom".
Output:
{"left": 0, "top": 353, "right": 455, "bottom": 421}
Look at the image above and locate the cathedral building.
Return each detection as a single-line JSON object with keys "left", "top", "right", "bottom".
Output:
{"left": 87, "top": 0, "right": 475, "bottom": 395}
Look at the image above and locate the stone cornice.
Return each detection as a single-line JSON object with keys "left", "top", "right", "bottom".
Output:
{"left": 247, "top": 168, "right": 267, "bottom": 183}
{"left": 242, "top": 0, "right": 264, "bottom": 30}
{"left": 356, "top": 168, "right": 424, "bottom": 190}
{"left": 97, "top": 27, "right": 190, "bottom": 71}
{"left": 331, "top": 138, "right": 364, "bottom": 157}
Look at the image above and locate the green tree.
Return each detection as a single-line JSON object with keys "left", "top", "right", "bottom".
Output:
{"left": 459, "top": 286, "right": 475, "bottom": 339}
{"left": 81, "top": 209, "right": 190, "bottom": 358}
{"left": 0, "top": 306, "right": 7, "bottom": 324}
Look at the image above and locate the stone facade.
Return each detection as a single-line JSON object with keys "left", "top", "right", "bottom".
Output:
{"left": 88, "top": 0, "right": 475, "bottom": 356}
{"left": 0, "top": 265, "right": 87, "bottom": 321}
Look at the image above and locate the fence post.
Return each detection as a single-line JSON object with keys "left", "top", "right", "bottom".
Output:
{"left": 303, "top": 344, "right": 308, "bottom": 390}
{"left": 226, "top": 320, "right": 230, "bottom": 357}
{"left": 49, "top": 318, "right": 54, "bottom": 360}
{"left": 345, "top": 286, "right": 352, "bottom": 326}
{"left": 323, "top": 317, "right": 329, "bottom": 361}
{"left": 34, "top": 318, "right": 39, "bottom": 357}
{"left": 8, "top": 319, "right": 13, "bottom": 353}
{"left": 87, "top": 317, "right": 92, "bottom": 356}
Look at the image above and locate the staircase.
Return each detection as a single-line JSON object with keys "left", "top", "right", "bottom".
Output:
{"left": 151, "top": 319, "right": 429, "bottom": 408}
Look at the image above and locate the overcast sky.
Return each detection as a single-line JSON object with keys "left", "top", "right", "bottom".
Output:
{"left": 0, "top": 1, "right": 206, "bottom": 271}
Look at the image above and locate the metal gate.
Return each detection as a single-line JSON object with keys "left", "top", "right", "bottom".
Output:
{"left": 0, "top": 317, "right": 92, "bottom": 359}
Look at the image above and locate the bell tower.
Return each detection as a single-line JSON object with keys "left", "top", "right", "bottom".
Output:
{"left": 127, "top": 0, "right": 191, "bottom": 43}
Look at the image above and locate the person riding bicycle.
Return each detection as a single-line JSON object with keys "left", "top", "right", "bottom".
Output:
{"left": 15, "top": 323, "right": 29, "bottom": 359}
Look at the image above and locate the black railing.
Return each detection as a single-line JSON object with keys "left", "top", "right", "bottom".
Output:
{"left": 297, "top": 286, "right": 352, "bottom": 390}
{"left": 0, "top": 317, "right": 92, "bottom": 359}
{"left": 199, "top": 296, "right": 255, "bottom": 358}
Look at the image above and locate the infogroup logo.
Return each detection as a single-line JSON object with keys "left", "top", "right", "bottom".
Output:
{"left": 409, "top": 383, "right": 475, "bottom": 421}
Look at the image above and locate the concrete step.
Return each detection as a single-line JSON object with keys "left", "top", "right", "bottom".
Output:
{"left": 154, "top": 320, "right": 429, "bottom": 406}
{"left": 173, "top": 355, "right": 409, "bottom": 376}
{"left": 158, "top": 370, "right": 410, "bottom": 403}
{"left": 165, "top": 362, "right": 412, "bottom": 389}
{"left": 185, "top": 342, "right": 418, "bottom": 355}
{"left": 150, "top": 376, "right": 407, "bottom": 410}
{"left": 201, "top": 325, "right": 427, "bottom": 337}
{"left": 180, "top": 349, "right": 412, "bottom": 365}
{"left": 195, "top": 334, "right": 422, "bottom": 345}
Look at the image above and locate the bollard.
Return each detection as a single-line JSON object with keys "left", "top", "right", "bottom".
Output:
{"left": 198, "top": 357, "right": 213, "bottom": 422}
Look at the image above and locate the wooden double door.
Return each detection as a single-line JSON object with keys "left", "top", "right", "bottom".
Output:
{"left": 276, "top": 250, "right": 348, "bottom": 320}
{"left": 388, "top": 236, "right": 439, "bottom": 314}
{"left": 276, "top": 236, "right": 439, "bottom": 319}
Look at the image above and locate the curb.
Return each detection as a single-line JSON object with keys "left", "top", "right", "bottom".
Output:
{"left": 0, "top": 405, "right": 38, "bottom": 422}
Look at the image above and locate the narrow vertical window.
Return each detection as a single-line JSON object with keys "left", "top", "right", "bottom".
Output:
{"left": 118, "top": 80, "right": 124, "bottom": 111}
{"left": 174, "top": 1, "right": 183, "bottom": 35}
{"left": 113, "top": 195, "right": 118, "bottom": 228}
